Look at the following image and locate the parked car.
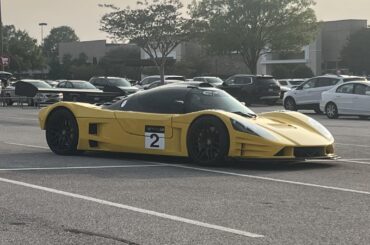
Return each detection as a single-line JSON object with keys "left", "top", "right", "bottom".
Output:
{"left": 320, "top": 81, "right": 370, "bottom": 119}
{"left": 283, "top": 75, "right": 366, "bottom": 113}
{"left": 136, "top": 75, "right": 185, "bottom": 89}
{"left": 89, "top": 76, "right": 139, "bottom": 95}
{"left": 192, "top": 76, "right": 224, "bottom": 87}
{"left": 217, "top": 74, "right": 281, "bottom": 105}
{"left": 277, "top": 79, "right": 306, "bottom": 88}
{"left": 144, "top": 79, "right": 184, "bottom": 90}
{"left": 6, "top": 79, "right": 62, "bottom": 106}
{"left": 56, "top": 80, "right": 100, "bottom": 90}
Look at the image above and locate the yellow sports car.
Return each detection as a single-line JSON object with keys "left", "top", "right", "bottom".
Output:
{"left": 39, "top": 83, "right": 336, "bottom": 165}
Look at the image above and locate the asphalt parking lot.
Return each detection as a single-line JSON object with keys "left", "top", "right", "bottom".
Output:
{"left": 0, "top": 106, "right": 369, "bottom": 245}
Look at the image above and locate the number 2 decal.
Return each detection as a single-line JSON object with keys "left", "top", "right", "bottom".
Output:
{"left": 145, "top": 126, "right": 165, "bottom": 150}
{"left": 150, "top": 134, "right": 160, "bottom": 148}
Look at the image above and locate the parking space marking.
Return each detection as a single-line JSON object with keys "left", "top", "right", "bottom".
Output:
{"left": 158, "top": 163, "right": 370, "bottom": 196}
{"left": 0, "top": 177, "right": 264, "bottom": 238}
{"left": 335, "top": 143, "right": 370, "bottom": 148}
{"left": 0, "top": 164, "right": 166, "bottom": 171}
{"left": 3, "top": 142, "right": 49, "bottom": 149}
{"left": 3, "top": 142, "right": 370, "bottom": 195}
{"left": 307, "top": 159, "right": 370, "bottom": 166}
{"left": 1, "top": 117, "right": 38, "bottom": 121}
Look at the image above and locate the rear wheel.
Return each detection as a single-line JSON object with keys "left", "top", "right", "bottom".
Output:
{"left": 325, "top": 102, "right": 338, "bottom": 119}
{"left": 187, "top": 116, "right": 229, "bottom": 166}
{"left": 46, "top": 108, "right": 79, "bottom": 155}
{"left": 284, "top": 97, "right": 297, "bottom": 111}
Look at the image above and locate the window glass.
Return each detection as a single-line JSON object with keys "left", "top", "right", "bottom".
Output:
{"left": 234, "top": 76, "right": 252, "bottom": 85}
{"left": 279, "top": 81, "right": 288, "bottom": 86}
{"left": 92, "top": 79, "right": 106, "bottom": 86}
{"left": 354, "top": 84, "right": 367, "bottom": 95}
{"left": 65, "top": 82, "right": 73, "bottom": 88}
{"left": 317, "top": 78, "right": 339, "bottom": 87}
{"left": 224, "top": 76, "right": 235, "bottom": 85}
{"left": 122, "top": 88, "right": 187, "bottom": 114}
{"left": 58, "top": 82, "right": 66, "bottom": 88}
{"left": 343, "top": 77, "right": 366, "bottom": 82}
{"left": 302, "top": 79, "right": 316, "bottom": 89}
{"left": 336, "top": 83, "right": 354, "bottom": 94}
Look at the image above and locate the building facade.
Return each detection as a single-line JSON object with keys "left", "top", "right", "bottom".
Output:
{"left": 258, "top": 19, "right": 368, "bottom": 76}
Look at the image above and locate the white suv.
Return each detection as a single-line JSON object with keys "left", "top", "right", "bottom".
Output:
{"left": 283, "top": 75, "right": 366, "bottom": 113}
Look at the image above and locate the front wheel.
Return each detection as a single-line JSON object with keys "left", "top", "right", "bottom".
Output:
{"left": 187, "top": 116, "right": 229, "bottom": 166}
{"left": 325, "top": 102, "right": 338, "bottom": 119}
{"left": 284, "top": 97, "right": 297, "bottom": 111}
{"left": 46, "top": 108, "right": 79, "bottom": 155}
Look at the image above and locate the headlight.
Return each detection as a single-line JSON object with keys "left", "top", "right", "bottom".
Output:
{"left": 308, "top": 117, "right": 333, "bottom": 140}
{"left": 231, "top": 118, "right": 278, "bottom": 142}
{"left": 231, "top": 119, "right": 259, "bottom": 136}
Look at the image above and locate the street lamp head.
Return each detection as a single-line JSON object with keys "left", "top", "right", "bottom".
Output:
{"left": 39, "top": 22, "right": 47, "bottom": 26}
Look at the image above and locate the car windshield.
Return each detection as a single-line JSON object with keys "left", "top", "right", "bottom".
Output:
{"left": 109, "top": 78, "right": 131, "bottom": 87}
{"left": 185, "top": 89, "right": 255, "bottom": 115}
{"left": 204, "top": 77, "right": 223, "bottom": 84}
{"left": 72, "top": 81, "right": 97, "bottom": 89}
{"left": 27, "top": 81, "right": 52, "bottom": 88}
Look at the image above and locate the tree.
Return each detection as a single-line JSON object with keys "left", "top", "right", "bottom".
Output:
{"left": 43, "top": 26, "right": 79, "bottom": 57}
{"left": 0, "top": 25, "right": 45, "bottom": 72}
{"left": 341, "top": 28, "right": 370, "bottom": 75}
{"left": 100, "top": 0, "right": 193, "bottom": 83}
{"left": 190, "top": 0, "right": 318, "bottom": 74}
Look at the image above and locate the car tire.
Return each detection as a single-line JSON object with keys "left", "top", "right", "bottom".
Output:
{"left": 325, "top": 102, "right": 339, "bottom": 119}
{"left": 46, "top": 108, "right": 80, "bottom": 155}
{"left": 187, "top": 115, "right": 229, "bottom": 166}
{"left": 284, "top": 97, "right": 297, "bottom": 111}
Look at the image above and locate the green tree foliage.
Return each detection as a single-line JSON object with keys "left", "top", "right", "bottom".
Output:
{"left": 100, "top": 0, "right": 194, "bottom": 83}
{"left": 43, "top": 26, "right": 79, "bottom": 57}
{"left": 0, "top": 25, "right": 45, "bottom": 72}
{"left": 341, "top": 28, "right": 370, "bottom": 75}
{"left": 190, "top": 0, "right": 318, "bottom": 74}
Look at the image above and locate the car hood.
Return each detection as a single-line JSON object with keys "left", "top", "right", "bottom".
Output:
{"left": 227, "top": 111, "right": 333, "bottom": 146}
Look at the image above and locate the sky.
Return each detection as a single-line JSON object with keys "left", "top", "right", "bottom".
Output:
{"left": 2, "top": 0, "right": 370, "bottom": 43}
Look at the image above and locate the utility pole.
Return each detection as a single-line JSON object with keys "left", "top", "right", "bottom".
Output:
{"left": 0, "top": 0, "right": 4, "bottom": 71}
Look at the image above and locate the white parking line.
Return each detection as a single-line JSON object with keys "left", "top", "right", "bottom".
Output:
{"left": 158, "top": 163, "right": 370, "bottom": 196}
{"left": 4, "top": 142, "right": 370, "bottom": 196}
{"left": 0, "top": 165, "right": 166, "bottom": 171}
{"left": 2, "top": 117, "right": 38, "bottom": 121}
{"left": 4, "top": 142, "right": 49, "bottom": 149}
{"left": 0, "top": 177, "right": 264, "bottom": 238}
{"left": 307, "top": 159, "right": 370, "bottom": 166}
{"left": 335, "top": 143, "right": 370, "bottom": 148}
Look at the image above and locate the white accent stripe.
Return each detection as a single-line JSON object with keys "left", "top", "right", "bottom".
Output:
{"left": 3, "top": 142, "right": 49, "bottom": 149}
{"left": 337, "top": 159, "right": 370, "bottom": 165}
{"left": 0, "top": 165, "right": 165, "bottom": 171}
{"left": 158, "top": 163, "right": 370, "bottom": 196}
{"left": 335, "top": 143, "right": 370, "bottom": 148}
{"left": 0, "top": 177, "right": 264, "bottom": 238}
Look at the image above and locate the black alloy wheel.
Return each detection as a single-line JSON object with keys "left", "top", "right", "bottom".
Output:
{"left": 187, "top": 116, "right": 229, "bottom": 166}
{"left": 46, "top": 108, "right": 79, "bottom": 155}
{"left": 325, "top": 102, "right": 339, "bottom": 119}
{"left": 284, "top": 97, "right": 297, "bottom": 111}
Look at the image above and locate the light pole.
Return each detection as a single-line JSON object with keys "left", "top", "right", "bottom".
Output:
{"left": 39, "top": 22, "right": 47, "bottom": 45}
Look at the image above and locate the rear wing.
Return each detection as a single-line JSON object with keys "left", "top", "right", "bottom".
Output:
{"left": 14, "top": 81, "right": 121, "bottom": 104}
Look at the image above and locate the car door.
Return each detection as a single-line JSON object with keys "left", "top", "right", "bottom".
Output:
{"left": 334, "top": 83, "right": 355, "bottom": 114}
{"left": 293, "top": 78, "right": 317, "bottom": 105}
{"left": 308, "top": 77, "right": 340, "bottom": 104}
{"left": 353, "top": 84, "right": 370, "bottom": 115}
